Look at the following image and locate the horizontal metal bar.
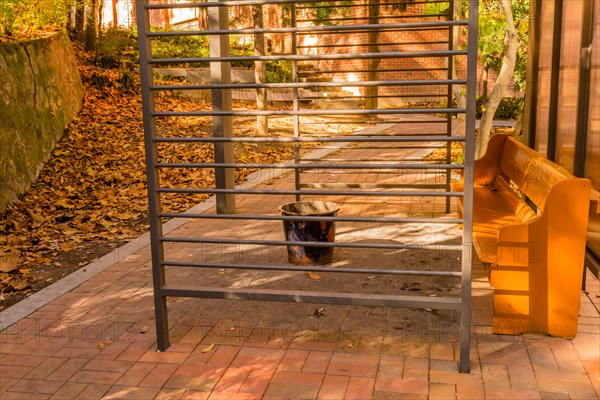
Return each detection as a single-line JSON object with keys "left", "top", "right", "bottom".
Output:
{"left": 300, "top": 0, "right": 452, "bottom": 8}
{"left": 154, "top": 135, "right": 465, "bottom": 143}
{"left": 145, "top": 21, "right": 467, "bottom": 36}
{"left": 296, "top": 40, "right": 448, "bottom": 49}
{"left": 299, "top": 183, "right": 448, "bottom": 189}
{"left": 296, "top": 14, "right": 446, "bottom": 23}
{"left": 151, "top": 79, "right": 466, "bottom": 91}
{"left": 158, "top": 213, "right": 462, "bottom": 224}
{"left": 156, "top": 162, "right": 463, "bottom": 170}
{"left": 161, "top": 237, "right": 462, "bottom": 253}
{"left": 299, "top": 157, "right": 443, "bottom": 162}
{"left": 163, "top": 261, "right": 461, "bottom": 277}
{"left": 152, "top": 108, "right": 466, "bottom": 118}
{"left": 149, "top": 50, "right": 467, "bottom": 65}
{"left": 301, "top": 94, "right": 448, "bottom": 101}
{"left": 299, "top": 67, "right": 448, "bottom": 75}
{"left": 157, "top": 188, "right": 462, "bottom": 197}
{"left": 160, "top": 286, "right": 463, "bottom": 310}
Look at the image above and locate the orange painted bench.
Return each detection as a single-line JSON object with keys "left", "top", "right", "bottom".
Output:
{"left": 454, "top": 134, "right": 592, "bottom": 337}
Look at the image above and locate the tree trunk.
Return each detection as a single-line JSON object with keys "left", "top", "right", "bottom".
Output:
{"left": 253, "top": 4, "right": 268, "bottom": 136}
{"left": 85, "top": 0, "right": 98, "bottom": 51}
{"left": 163, "top": 0, "right": 171, "bottom": 28}
{"left": 112, "top": 0, "right": 118, "bottom": 27}
{"left": 475, "top": 0, "right": 518, "bottom": 158}
{"left": 365, "top": 1, "right": 380, "bottom": 112}
{"left": 75, "top": 0, "right": 85, "bottom": 32}
{"left": 481, "top": 67, "right": 489, "bottom": 102}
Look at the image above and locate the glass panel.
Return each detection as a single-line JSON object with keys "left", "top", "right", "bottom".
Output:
{"left": 585, "top": 0, "right": 600, "bottom": 258}
{"left": 554, "top": 0, "right": 584, "bottom": 172}
{"left": 534, "top": 0, "right": 555, "bottom": 157}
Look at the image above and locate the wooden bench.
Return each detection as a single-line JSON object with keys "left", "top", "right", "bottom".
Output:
{"left": 454, "top": 134, "right": 592, "bottom": 337}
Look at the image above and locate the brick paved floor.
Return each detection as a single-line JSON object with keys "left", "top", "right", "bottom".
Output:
{"left": 1, "top": 122, "right": 598, "bottom": 399}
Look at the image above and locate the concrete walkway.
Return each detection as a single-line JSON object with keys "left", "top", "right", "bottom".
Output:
{"left": 1, "top": 123, "right": 598, "bottom": 400}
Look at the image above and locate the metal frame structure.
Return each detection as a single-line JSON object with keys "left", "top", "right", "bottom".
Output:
{"left": 137, "top": 0, "right": 477, "bottom": 373}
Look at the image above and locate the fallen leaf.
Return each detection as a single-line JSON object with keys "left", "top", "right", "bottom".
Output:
{"left": 0, "top": 256, "right": 20, "bottom": 273}
{"left": 97, "top": 341, "right": 110, "bottom": 349}
{"left": 307, "top": 272, "right": 321, "bottom": 280}
{"left": 201, "top": 343, "right": 216, "bottom": 353}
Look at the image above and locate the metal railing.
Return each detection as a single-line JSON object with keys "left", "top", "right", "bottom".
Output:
{"left": 136, "top": 0, "right": 477, "bottom": 373}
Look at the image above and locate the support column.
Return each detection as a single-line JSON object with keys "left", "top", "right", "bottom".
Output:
{"left": 208, "top": 2, "right": 236, "bottom": 213}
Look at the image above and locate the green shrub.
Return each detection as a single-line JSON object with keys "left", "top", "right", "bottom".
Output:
{"left": 476, "top": 96, "right": 524, "bottom": 120}
{"left": 98, "top": 26, "right": 138, "bottom": 67}
{"left": 1, "top": 0, "right": 70, "bottom": 39}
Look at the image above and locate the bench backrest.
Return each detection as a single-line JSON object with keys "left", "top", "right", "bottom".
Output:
{"left": 497, "top": 135, "right": 572, "bottom": 211}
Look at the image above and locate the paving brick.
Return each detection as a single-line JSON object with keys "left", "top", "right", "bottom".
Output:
{"left": 82, "top": 359, "right": 134, "bottom": 373}
{"left": 456, "top": 384, "right": 485, "bottom": 400}
{"left": 0, "top": 353, "right": 47, "bottom": 367}
{"left": 70, "top": 370, "right": 123, "bottom": 385}
{"left": 375, "top": 377, "right": 428, "bottom": 395}
{"left": 429, "top": 383, "right": 456, "bottom": 400}
{"left": 7, "top": 379, "right": 65, "bottom": 395}
{"left": 206, "top": 345, "right": 241, "bottom": 367}
{"left": 378, "top": 354, "right": 404, "bottom": 378}
{"left": 212, "top": 367, "right": 251, "bottom": 393}
{"left": 484, "top": 387, "right": 541, "bottom": 400}
{"left": 139, "top": 350, "right": 189, "bottom": 364}
{"left": 181, "top": 390, "right": 211, "bottom": 400}
{"left": 536, "top": 377, "right": 598, "bottom": 398}
{"left": 327, "top": 353, "right": 379, "bottom": 377}
{"left": 95, "top": 341, "right": 130, "bottom": 360}
{"left": 277, "top": 348, "right": 309, "bottom": 371}
{"left": 0, "top": 391, "right": 51, "bottom": 399}
{"left": 303, "top": 351, "right": 332, "bottom": 374}
{"left": 402, "top": 357, "right": 429, "bottom": 381}
{"left": 507, "top": 362, "right": 537, "bottom": 390}
{"left": 163, "top": 364, "right": 225, "bottom": 391}
{"left": 429, "top": 370, "right": 482, "bottom": 386}
{"left": 345, "top": 376, "right": 375, "bottom": 400}
{"left": 49, "top": 382, "right": 88, "bottom": 400}
{"left": 117, "top": 342, "right": 154, "bottom": 362}
{"left": 539, "top": 392, "right": 570, "bottom": 400}
{"left": 103, "top": 386, "right": 162, "bottom": 399}
{"left": 0, "top": 364, "right": 34, "bottom": 379}
{"left": 317, "top": 374, "right": 349, "bottom": 399}
{"left": 0, "top": 376, "right": 18, "bottom": 394}
{"left": 115, "top": 362, "right": 156, "bottom": 386}
{"left": 154, "top": 388, "right": 187, "bottom": 400}
{"left": 430, "top": 342, "right": 456, "bottom": 361}
{"left": 263, "top": 382, "right": 320, "bottom": 399}
{"left": 481, "top": 363, "right": 510, "bottom": 388}
{"left": 239, "top": 368, "right": 275, "bottom": 396}
{"left": 47, "top": 358, "right": 88, "bottom": 382}
{"left": 271, "top": 369, "right": 325, "bottom": 387}
{"left": 230, "top": 347, "right": 284, "bottom": 370}
{"left": 138, "top": 363, "right": 179, "bottom": 388}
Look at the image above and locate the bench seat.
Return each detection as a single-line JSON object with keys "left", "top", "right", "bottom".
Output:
{"left": 456, "top": 134, "right": 592, "bottom": 337}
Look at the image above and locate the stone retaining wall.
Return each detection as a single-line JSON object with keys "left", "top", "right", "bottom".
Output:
{"left": 0, "top": 31, "right": 83, "bottom": 213}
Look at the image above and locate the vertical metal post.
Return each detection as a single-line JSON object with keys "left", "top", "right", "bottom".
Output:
{"left": 136, "top": 0, "right": 169, "bottom": 351}
{"left": 292, "top": 4, "right": 301, "bottom": 201}
{"left": 459, "top": 0, "right": 478, "bottom": 374}
{"left": 208, "top": 1, "right": 236, "bottom": 213}
{"left": 573, "top": 0, "right": 594, "bottom": 178}
{"left": 547, "top": 0, "right": 564, "bottom": 162}
{"left": 445, "top": 0, "right": 455, "bottom": 214}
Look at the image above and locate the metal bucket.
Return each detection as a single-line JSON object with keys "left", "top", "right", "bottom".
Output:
{"left": 279, "top": 201, "right": 341, "bottom": 265}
